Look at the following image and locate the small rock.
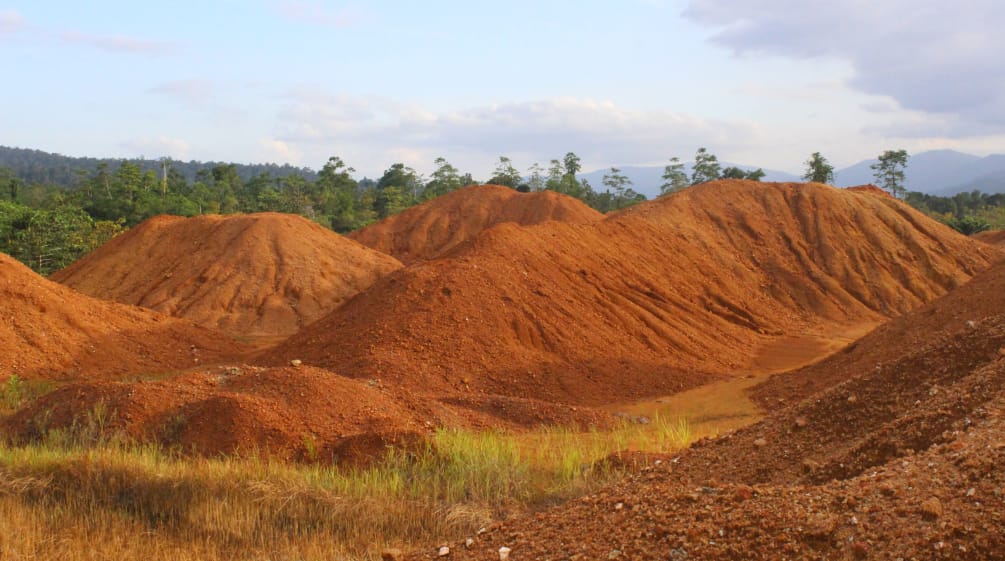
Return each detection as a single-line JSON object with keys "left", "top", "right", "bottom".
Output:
{"left": 614, "top": 502, "right": 624, "bottom": 510}
{"left": 607, "top": 549, "right": 622, "bottom": 559}
{"left": 965, "top": 320, "right": 977, "bottom": 329}
{"left": 438, "top": 546, "right": 450, "bottom": 556}
{"left": 381, "top": 548, "right": 403, "bottom": 561}
{"left": 753, "top": 438, "right": 768, "bottom": 447}
{"left": 289, "top": 359, "right": 302, "bottom": 367}
{"left": 921, "top": 497, "right": 943, "bottom": 519}
{"left": 852, "top": 541, "right": 869, "bottom": 558}
{"left": 794, "top": 417, "right": 808, "bottom": 428}
{"left": 465, "top": 538, "right": 474, "bottom": 548}
{"left": 498, "top": 546, "right": 512, "bottom": 560}
{"left": 847, "top": 394, "right": 858, "bottom": 404}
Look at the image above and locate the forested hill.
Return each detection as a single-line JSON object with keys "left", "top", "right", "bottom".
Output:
{"left": 0, "top": 146, "right": 318, "bottom": 187}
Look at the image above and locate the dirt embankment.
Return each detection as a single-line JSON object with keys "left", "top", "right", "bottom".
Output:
{"left": 268, "top": 181, "right": 998, "bottom": 406}
{"left": 0, "top": 253, "right": 248, "bottom": 381}
{"left": 347, "top": 185, "right": 603, "bottom": 264}
{"left": 414, "top": 249, "right": 1005, "bottom": 561}
{"left": 51, "top": 213, "right": 402, "bottom": 341}
{"left": 975, "top": 229, "right": 1005, "bottom": 245}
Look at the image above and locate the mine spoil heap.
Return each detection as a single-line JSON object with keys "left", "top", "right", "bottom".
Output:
{"left": 0, "top": 252, "right": 246, "bottom": 380}
{"left": 413, "top": 258, "right": 1005, "bottom": 560}
{"left": 269, "top": 181, "right": 998, "bottom": 407}
{"left": 51, "top": 212, "right": 402, "bottom": 341}
{"left": 348, "top": 184, "right": 604, "bottom": 264}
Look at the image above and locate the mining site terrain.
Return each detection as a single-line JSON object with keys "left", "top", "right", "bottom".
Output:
{"left": 2, "top": 180, "right": 1004, "bottom": 560}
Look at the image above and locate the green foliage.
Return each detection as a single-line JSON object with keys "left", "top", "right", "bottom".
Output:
{"left": 721, "top": 166, "right": 765, "bottom": 181}
{"left": 946, "top": 215, "right": 992, "bottom": 235}
{"left": 871, "top": 149, "right": 910, "bottom": 198}
{"left": 0, "top": 201, "right": 124, "bottom": 275}
{"left": 660, "top": 157, "right": 688, "bottom": 195}
{"left": 803, "top": 152, "right": 835, "bottom": 184}
{"left": 3, "top": 375, "right": 24, "bottom": 410}
{"left": 690, "top": 147, "right": 721, "bottom": 185}
{"left": 486, "top": 156, "right": 522, "bottom": 188}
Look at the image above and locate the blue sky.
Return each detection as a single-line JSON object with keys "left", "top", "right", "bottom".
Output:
{"left": 2, "top": 1, "right": 1002, "bottom": 179}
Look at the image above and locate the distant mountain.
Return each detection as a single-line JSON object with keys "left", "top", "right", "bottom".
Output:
{"left": 0, "top": 146, "right": 318, "bottom": 188}
{"left": 834, "top": 150, "right": 1005, "bottom": 195}
{"left": 580, "top": 163, "right": 800, "bottom": 199}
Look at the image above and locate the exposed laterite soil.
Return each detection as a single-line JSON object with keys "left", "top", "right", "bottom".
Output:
{"left": 414, "top": 260, "right": 1005, "bottom": 561}
{"left": 268, "top": 181, "right": 998, "bottom": 407}
{"left": 0, "top": 253, "right": 248, "bottom": 381}
{"left": 347, "top": 185, "right": 603, "bottom": 265}
{"left": 52, "top": 213, "right": 402, "bottom": 342}
{"left": 975, "top": 229, "right": 1005, "bottom": 246}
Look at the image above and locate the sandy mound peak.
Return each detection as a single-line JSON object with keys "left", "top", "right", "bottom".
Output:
{"left": 975, "top": 229, "right": 1005, "bottom": 245}
{"left": 51, "top": 212, "right": 403, "bottom": 341}
{"left": 347, "top": 184, "right": 603, "bottom": 264}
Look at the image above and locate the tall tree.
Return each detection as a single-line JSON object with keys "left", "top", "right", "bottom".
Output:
{"left": 690, "top": 147, "right": 721, "bottom": 185}
{"left": 425, "top": 157, "right": 463, "bottom": 199}
{"left": 487, "top": 156, "right": 522, "bottom": 188}
{"left": 316, "top": 156, "right": 359, "bottom": 231}
{"left": 660, "top": 157, "right": 688, "bottom": 194}
{"left": 871, "top": 149, "right": 910, "bottom": 198}
{"left": 602, "top": 167, "right": 632, "bottom": 205}
{"left": 803, "top": 152, "right": 835, "bottom": 184}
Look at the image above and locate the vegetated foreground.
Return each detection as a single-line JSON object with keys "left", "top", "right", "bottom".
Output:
{"left": 1, "top": 180, "right": 1004, "bottom": 559}
{"left": 50, "top": 212, "right": 403, "bottom": 342}
{"left": 414, "top": 259, "right": 1005, "bottom": 560}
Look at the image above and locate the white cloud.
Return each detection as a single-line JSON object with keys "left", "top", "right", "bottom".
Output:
{"left": 119, "top": 136, "right": 191, "bottom": 159}
{"left": 685, "top": 0, "right": 1005, "bottom": 134}
{"left": 0, "top": 10, "right": 22, "bottom": 35}
{"left": 258, "top": 139, "right": 303, "bottom": 164}
{"left": 61, "top": 30, "right": 176, "bottom": 55}
{"left": 274, "top": 90, "right": 762, "bottom": 176}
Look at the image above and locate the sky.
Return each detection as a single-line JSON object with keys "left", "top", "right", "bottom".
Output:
{"left": 1, "top": 0, "right": 1003, "bottom": 179}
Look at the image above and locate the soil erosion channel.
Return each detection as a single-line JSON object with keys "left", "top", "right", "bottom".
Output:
{"left": 607, "top": 323, "right": 878, "bottom": 439}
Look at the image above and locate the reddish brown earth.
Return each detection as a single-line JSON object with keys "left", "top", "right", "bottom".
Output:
{"left": 52, "top": 213, "right": 402, "bottom": 341}
{"left": 0, "top": 253, "right": 247, "bottom": 381}
{"left": 268, "top": 181, "right": 998, "bottom": 406}
{"left": 975, "top": 229, "right": 1005, "bottom": 245}
{"left": 2, "top": 365, "right": 613, "bottom": 462}
{"left": 347, "top": 185, "right": 603, "bottom": 264}
{"left": 414, "top": 257, "right": 1005, "bottom": 561}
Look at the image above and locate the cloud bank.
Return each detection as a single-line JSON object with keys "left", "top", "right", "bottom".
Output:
{"left": 685, "top": 0, "right": 1005, "bottom": 134}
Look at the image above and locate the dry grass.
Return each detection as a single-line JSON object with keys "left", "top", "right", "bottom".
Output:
{"left": 0, "top": 410, "right": 692, "bottom": 561}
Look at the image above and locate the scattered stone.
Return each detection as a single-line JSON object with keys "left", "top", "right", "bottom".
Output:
{"left": 847, "top": 394, "right": 858, "bottom": 404}
{"left": 794, "top": 417, "right": 808, "bottom": 428}
{"left": 498, "top": 546, "right": 511, "bottom": 560}
{"left": 381, "top": 548, "right": 403, "bottom": 561}
{"left": 753, "top": 438, "right": 768, "bottom": 447}
{"left": 607, "top": 549, "right": 622, "bottom": 559}
{"left": 438, "top": 546, "right": 450, "bottom": 557}
{"left": 289, "top": 359, "right": 302, "bottom": 367}
{"left": 852, "top": 541, "right": 870, "bottom": 558}
{"left": 465, "top": 538, "right": 474, "bottom": 548}
{"left": 965, "top": 320, "right": 977, "bottom": 329}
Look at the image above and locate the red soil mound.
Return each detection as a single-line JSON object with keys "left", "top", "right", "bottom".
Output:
{"left": 51, "top": 213, "right": 402, "bottom": 341}
{"left": 414, "top": 243, "right": 1005, "bottom": 561}
{"left": 3, "top": 366, "right": 424, "bottom": 463}
{"left": 268, "top": 181, "right": 998, "bottom": 406}
{"left": 845, "top": 183, "right": 895, "bottom": 198}
{"left": 3, "top": 365, "right": 614, "bottom": 462}
{"left": 0, "top": 253, "right": 246, "bottom": 380}
{"left": 975, "top": 228, "right": 1005, "bottom": 245}
{"left": 347, "top": 185, "right": 603, "bottom": 264}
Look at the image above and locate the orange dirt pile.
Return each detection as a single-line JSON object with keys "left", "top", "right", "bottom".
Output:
{"left": 975, "top": 229, "right": 1005, "bottom": 245}
{"left": 844, "top": 183, "right": 895, "bottom": 198}
{"left": 3, "top": 365, "right": 614, "bottom": 462}
{"left": 51, "top": 213, "right": 402, "bottom": 341}
{"left": 414, "top": 246, "right": 1005, "bottom": 560}
{"left": 347, "top": 184, "right": 603, "bottom": 264}
{"left": 3, "top": 365, "right": 424, "bottom": 463}
{"left": 0, "top": 253, "right": 247, "bottom": 381}
{"left": 268, "top": 181, "right": 998, "bottom": 406}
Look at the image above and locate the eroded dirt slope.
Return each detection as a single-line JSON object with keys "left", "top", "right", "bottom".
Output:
{"left": 415, "top": 245, "right": 1005, "bottom": 561}
{"left": 0, "top": 253, "right": 246, "bottom": 380}
{"left": 269, "top": 181, "right": 998, "bottom": 406}
{"left": 347, "top": 185, "right": 603, "bottom": 264}
{"left": 52, "top": 213, "right": 402, "bottom": 341}
{"left": 975, "top": 229, "right": 1005, "bottom": 245}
